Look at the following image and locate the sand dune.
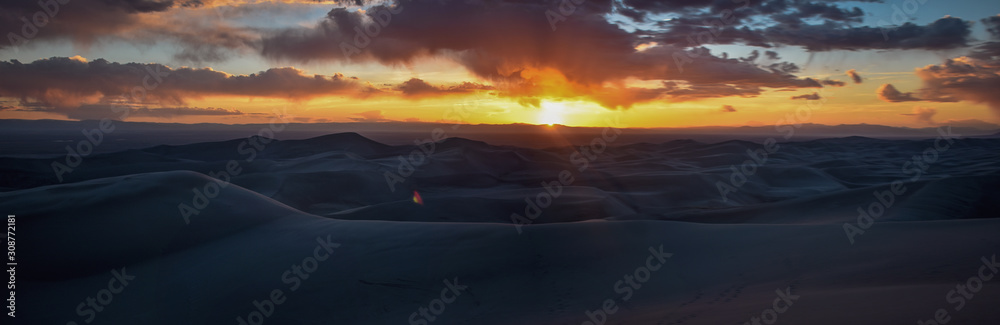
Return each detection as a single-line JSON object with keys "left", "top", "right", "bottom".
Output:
{"left": 3, "top": 133, "right": 1000, "bottom": 324}
{"left": 3, "top": 134, "right": 998, "bottom": 223}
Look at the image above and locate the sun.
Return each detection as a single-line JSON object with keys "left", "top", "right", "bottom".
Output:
{"left": 538, "top": 101, "right": 566, "bottom": 126}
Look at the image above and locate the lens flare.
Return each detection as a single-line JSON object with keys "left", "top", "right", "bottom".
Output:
{"left": 412, "top": 190, "right": 424, "bottom": 205}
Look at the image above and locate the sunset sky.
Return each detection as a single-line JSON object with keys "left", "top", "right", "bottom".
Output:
{"left": 1, "top": 0, "right": 999, "bottom": 128}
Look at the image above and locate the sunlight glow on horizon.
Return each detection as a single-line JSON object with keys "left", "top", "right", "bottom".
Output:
{"left": 538, "top": 100, "right": 567, "bottom": 126}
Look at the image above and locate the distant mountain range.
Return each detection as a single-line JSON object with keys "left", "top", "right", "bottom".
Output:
{"left": 0, "top": 119, "right": 997, "bottom": 156}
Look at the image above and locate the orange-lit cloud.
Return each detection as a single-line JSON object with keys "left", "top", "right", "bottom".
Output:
{"left": 0, "top": 57, "right": 375, "bottom": 106}
{"left": 846, "top": 69, "right": 863, "bottom": 84}
{"left": 0, "top": 56, "right": 496, "bottom": 118}
{"left": 259, "top": 0, "right": 849, "bottom": 109}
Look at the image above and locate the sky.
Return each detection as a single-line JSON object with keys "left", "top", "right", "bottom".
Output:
{"left": 1, "top": 0, "right": 999, "bottom": 128}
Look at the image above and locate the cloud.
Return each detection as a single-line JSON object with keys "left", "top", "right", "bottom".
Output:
{"left": 628, "top": 0, "right": 873, "bottom": 24}
{"left": 259, "top": 0, "right": 833, "bottom": 109}
{"left": 720, "top": 105, "right": 737, "bottom": 112}
{"left": 759, "top": 17, "right": 973, "bottom": 51}
{"left": 900, "top": 106, "right": 937, "bottom": 125}
{"left": 876, "top": 84, "right": 921, "bottom": 102}
{"left": 0, "top": 57, "right": 507, "bottom": 118}
{"left": 984, "top": 15, "right": 1000, "bottom": 40}
{"left": 396, "top": 78, "right": 492, "bottom": 98}
{"left": 846, "top": 69, "right": 862, "bottom": 84}
{"left": 969, "top": 41, "right": 1000, "bottom": 60}
{"left": 3, "top": 0, "right": 974, "bottom": 112}
{"left": 877, "top": 16, "right": 999, "bottom": 115}
{"left": 820, "top": 79, "right": 845, "bottom": 87}
{"left": 879, "top": 50, "right": 1000, "bottom": 116}
{"left": 0, "top": 56, "right": 378, "bottom": 111}
{"left": 349, "top": 110, "right": 388, "bottom": 122}
{"left": 646, "top": 9, "right": 972, "bottom": 52}
{"left": 129, "top": 106, "right": 245, "bottom": 118}
{"left": 787, "top": 2, "right": 864, "bottom": 23}
{"left": 915, "top": 57, "right": 1000, "bottom": 113}
{"left": 0, "top": 0, "right": 269, "bottom": 63}
{"left": 790, "top": 92, "right": 821, "bottom": 100}
{"left": 657, "top": 81, "right": 762, "bottom": 102}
